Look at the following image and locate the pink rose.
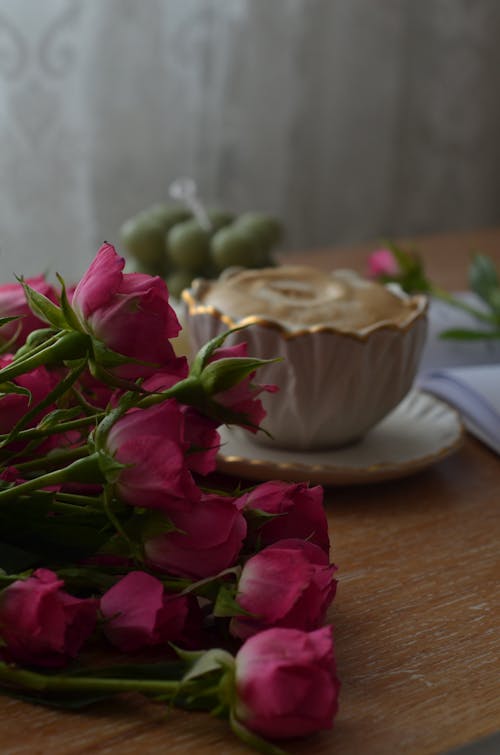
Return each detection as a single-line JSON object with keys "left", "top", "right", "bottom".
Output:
{"left": 105, "top": 400, "right": 201, "bottom": 514}
{"left": 75, "top": 368, "right": 116, "bottom": 410}
{"left": 234, "top": 626, "right": 340, "bottom": 739}
{"left": 145, "top": 493, "right": 246, "bottom": 579}
{"left": 242, "top": 481, "right": 330, "bottom": 554}
{"left": 0, "top": 275, "right": 57, "bottom": 349}
{"left": 0, "top": 355, "right": 56, "bottom": 437}
{"left": 210, "top": 343, "right": 278, "bottom": 431}
{"left": 0, "top": 568, "right": 97, "bottom": 667}
{"left": 367, "top": 248, "right": 400, "bottom": 279}
{"left": 100, "top": 571, "right": 199, "bottom": 652}
{"left": 72, "top": 243, "right": 186, "bottom": 380}
{"left": 231, "top": 539, "right": 337, "bottom": 640}
{"left": 180, "top": 408, "right": 220, "bottom": 475}
{"left": 142, "top": 372, "right": 219, "bottom": 476}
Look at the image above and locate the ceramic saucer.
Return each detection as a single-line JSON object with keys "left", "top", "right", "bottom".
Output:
{"left": 216, "top": 389, "right": 464, "bottom": 486}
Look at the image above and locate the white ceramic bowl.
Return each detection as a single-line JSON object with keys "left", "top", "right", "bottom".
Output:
{"left": 182, "top": 268, "right": 428, "bottom": 451}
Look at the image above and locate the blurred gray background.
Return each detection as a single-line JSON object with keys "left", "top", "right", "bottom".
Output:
{"left": 1, "top": 0, "right": 500, "bottom": 280}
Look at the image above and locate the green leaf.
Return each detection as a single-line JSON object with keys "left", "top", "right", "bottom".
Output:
{"left": 488, "top": 288, "right": 500, "bottom": 319}
{"left": 385, "top": 242, "right": 432, "bottom": 293}
{"left": 469, "top": 254, "right": 500, "bottom": 312}
{"left": 18, "top": 279, "right": 67, "bottom": 329}
{"left": 439, "top": 328, "right": 500, "bottom": 341}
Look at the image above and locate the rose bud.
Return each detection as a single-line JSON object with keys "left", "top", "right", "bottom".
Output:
{"left": 100, "top": 571, "right": 200, "bottom": 652}
{"left": 104, "top": 400, "right": 201, "bottom": 514}
{"left": 242, "top": 480, "right": 330, "bottom": 554}
{"left": 234, "top": 626, "right": 340, "bottom": 739}
{"left": 145, "top": 493, "right": 246, "bottom": 579}
{"left": 142, "top": 371, "right": 220, "bottom": 476}
{"left": 0, "top": 569, "right": 97, "bottom": 667}
{"left": 0, "top": 275, "right": 57, "bottom": 349}
{"left": 230, "top": 539, "right": 337, "bottom": 640}
{"left": 72, "top": 243, "right": 186, "bottom": 380}
{"left": 367, "top": 248, "right": 400, "bottom": 279}
{"left": 208, "top": 342, "right": 278, "bottom": 431}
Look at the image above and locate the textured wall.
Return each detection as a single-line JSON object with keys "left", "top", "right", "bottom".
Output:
{"left": 1, "top": 0, "right": 500, "bottom": 281}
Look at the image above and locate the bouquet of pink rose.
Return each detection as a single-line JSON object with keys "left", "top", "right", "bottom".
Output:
{"left": 0, "top": 244, "right": 339, "bottom": 753}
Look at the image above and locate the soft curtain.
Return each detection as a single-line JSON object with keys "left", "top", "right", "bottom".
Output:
{"left": 1, "top": 0, "right": 500, "bottom": 280}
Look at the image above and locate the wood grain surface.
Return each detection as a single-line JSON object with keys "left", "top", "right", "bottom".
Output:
{"left": 1, "top": 230, "right": 499, "bottom": 755}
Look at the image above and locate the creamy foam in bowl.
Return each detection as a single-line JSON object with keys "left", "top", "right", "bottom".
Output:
{"left": 183, "top": 265, "right": 428, "bottom": 450}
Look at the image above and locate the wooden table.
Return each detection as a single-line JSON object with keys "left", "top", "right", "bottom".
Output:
{"left": 2, "top": 229, "right": 500, "bottom": 755}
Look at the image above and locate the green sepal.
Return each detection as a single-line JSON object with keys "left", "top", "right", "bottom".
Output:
{"left": 0, "top": 320, "right": 23, "bottom": 355}
{"left": 96, "top": 449, "right": 127, "bottom": 484}
{"left": 91, "top": 338, "right": 140, "bottom": 369}
{"left": 0, "top": 382, "right": 31, "bottom": 400}
{"left": 174, "top": 646, "right": 235, "bottom": 682}
{"left": 190, "top": 326, "right": 249, "bottom": 377}
{"left": 0, "top": 316, "right": 21, "bottom": 328}
{"left": 56, "top": 273, "right": 82, "bottom": 331}
{"left": 213, "top": 583, "right": 252, "bottom": 618}
{"left": 200, "top": 356, "right": 277, "bottom": 395}
{"left": 229, "top": 709, "right": 286, "bottom": 755}
{"left": 123, "top": 509, "right": 177, "bottom": 542}
{"left": 88, "top": 358, "right": 144, "bottom": 393}
{"left": 0, "top": 316, "right": 22, "bottom": 337}
{"left": 18, "top": 278, "right": 67, "bottom": 329}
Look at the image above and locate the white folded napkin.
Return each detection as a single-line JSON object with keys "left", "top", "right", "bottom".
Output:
{"left": 419, "top": 365, "right": 500, "bottom": 454}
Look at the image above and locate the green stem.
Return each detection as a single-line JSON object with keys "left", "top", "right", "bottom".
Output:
{"left": 2, "top": 359, "right": 88, "bottom": 445}
{"left": 0, "top": 662, "right": 183, "bottom": 698}
{"left": 14, "top": 445, "right": 90, "bottom": 472}
{"left": 0, "top": 332, "right": 90, "bottom": 384}
{"left": 10, "top": 332, "right": 61, "bottom": 364}
{"left": 102, "top": 483, "right": 138, "bottom": 559}
{"left": 137, "top": 376, "right": 204, "bottom": 409}
{"left": 55, "top": 492, "right": 103, "bottom": 508}
{"left": 0, "top": 414, "right": 103, "bottom": 443}
{"left": 0, "top": 453, "right": 103, "bottom": 503}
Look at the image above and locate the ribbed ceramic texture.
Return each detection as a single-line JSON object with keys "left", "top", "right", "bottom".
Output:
{"left": 184, "top": 305, "right": 428, "bottom": 451}
{"left": 216, "top": 390, "right": 464, "bottom": 486}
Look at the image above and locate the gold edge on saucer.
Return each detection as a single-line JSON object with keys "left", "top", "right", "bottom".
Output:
{"left": 215, "top": 396, "right": 465, "bottom": 486}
